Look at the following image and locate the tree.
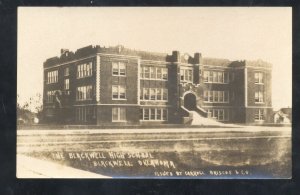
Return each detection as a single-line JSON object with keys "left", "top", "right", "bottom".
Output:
{"left": 17, "top": 93, "right": 43, "bottom": 124}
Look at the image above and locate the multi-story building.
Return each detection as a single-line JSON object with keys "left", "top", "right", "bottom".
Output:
{"left": 43, "top": 45, "right": 273, "bottom": 125}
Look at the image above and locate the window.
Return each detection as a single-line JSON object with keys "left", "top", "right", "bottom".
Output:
{"left": 255, "top": 109, "right": 264, "bottom": 121}
{"left": 150, "top": 108, "right": 156, "bottom": 120}
{"left": 143, "top": 88, "right": 150, "bottom": 100}
{"left": 140, "top": 66, "right": 168, "bottom": 80}
{"left": 140, "top": 88, "right": 168, "bottom": 101}
{"left": 162, "top": 68, "right": 168, "bottom": 80}
{"left": 64, "top": 79, "right": 69, "bottom": 90}
{"left": 46, "top": 91, "right": 55, "bottom": 103}
{"left": 112, "top": 62, "right": 126, "bottom": 76}
{"left": 64, "top": 67, "right": 69, "bottom": 76}
{"left": 203, "top": 71, "right": 209, "bottom": 83}
{"left": 47, "top": 70, "right": 58, "bottom": 84}
{"left": 180, "top": 68, "right": 193, "bottom": 82}
{"left": 112, "top": 107, "right": 126, "bottom": 122}
{"left": 150, "top": 67, "right": 156, "bottom": 79}
{"left": 255, "top": 72, "right": 264, "bottom": 84}
{"left": 76, "top": 107, "right": 95, "bottom": 122}
{"left": 140, "top": 108, "right": 168, "bottom": 121}
{"left": 255, "top": 91, "right": 264, "bottom": 103}
{"left": 156, "top": 88, "right": 162, "bottom": 100}
{"left": 156, "top": 68, "right": 162, "bottom": 79}
{"left": 203, "top": 71, "right": 229, "bottom": 84}
{"left": 144, "top": 67, "right": 150, "bottom": 79}
{"left": 156, "top": 109, "right": 162, "bottom": 120}
{"left": 213, "top": 72, "right": 218, "bottom": 83}
{"left": 76, "top": 85, "right": 93, "bottom": 101}
{"left": 112, "top": 85, "right": 126, "bottom": 100}
{"left": 77, "top": 62, "right": 92, "bottom": 78}
{"left": 207, "top": 109, "right": 228, "bottom": 121}
{"left": 150, "top": 88, "right": 156, "bottom": 100}
{"left": 204, "top": 90, "right": 229, "bottom": 103}
{"left": 217, "top": 72, "right": 223, "bottom": 83}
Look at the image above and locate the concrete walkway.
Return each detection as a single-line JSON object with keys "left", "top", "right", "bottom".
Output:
{"left": 17, "top": 154, "right": 110, "bottom": 178}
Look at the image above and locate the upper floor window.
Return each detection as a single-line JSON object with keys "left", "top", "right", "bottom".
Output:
{"left": 140, "top": 66, "right": 168, "bottom": 80}
{"left": 112, "top": 85, "right": 126, "bottom": 100}
{"left": 47, "top": 70, "right": 58, "bottom": 84}
{"left": 203, "top": 71, "right": 229, "bottom": 84}
{"left": 180, "top": 68, "right": 193, "bottom": 82}
{"left": 77, "top": 62, "right": 92, "bottom": 78}
{"left": 255, "top": 109, "right": 264, "bottom": 121}
{"left": 76, "top": 85, "right": 93, "bottom": 101}
{"left": 112, "top": 62, "right": 126, "bottom": 76}
{"left": 255, "top": 91, "right": 264, "bottom": 103}
{"left": 204, "top": 90, "right": 229, "bottom": 103}
{"left": 64, "top": 67, "right": 69, "bottom": 76}
{"left": 140, "top": 88, "right": 168, "bottom": 101}
{"left": 64, "top": 79, "right": 69, "bottom": 90}
{"left": 255, "top": 72, "right": 264, "bottom": 84}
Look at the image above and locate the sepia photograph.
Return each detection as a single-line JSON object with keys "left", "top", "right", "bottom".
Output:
{"left": 17, "top": 7, "right": 292, "bottom": 178}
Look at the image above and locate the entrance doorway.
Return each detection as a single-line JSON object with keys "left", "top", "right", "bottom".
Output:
{"left": 184, "top": 93, "right": 197, "bottom": 111}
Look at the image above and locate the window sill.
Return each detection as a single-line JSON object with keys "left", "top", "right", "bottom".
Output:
{"left": 77, "top": 76, "right": 92, "bottom": 79}
{"left": 112, "top": 120, "right": 127, "bottom": 122}
{"left": 140, "top": 78, "right": 168, "bottom": 81}
{"left": 112, "top": 98, "right": 127, "bottom": 100}
{"left": 204, "top": 82, "right": 229, "bottom": 84}
{"left": 255, "top": 83, "right": 264, "bottom": 85}
{"left": 112, "top": 74, "right": 126, "bottom": 77}
{"left": 140, "top": 120, "right": 167, "bottom": 121}
{"left": 140, "top": 100, "right": 168, "bottom": 102}
{"left": 76, "top": 99, "right": 93, "bottom": 101}
{"left": 203, "top": 101, "right": 230, "bottom": 103}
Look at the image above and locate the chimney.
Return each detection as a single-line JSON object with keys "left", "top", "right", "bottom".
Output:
{"left": 61, "top": 49, "right": 69, "bottom": 55}
{"left": 172, "top": 51, "right": 180, "bottom": 62}
{"left": 194, "top": 53, "right": 202, "bottom": 64}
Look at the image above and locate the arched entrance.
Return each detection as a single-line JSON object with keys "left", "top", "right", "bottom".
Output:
{"left": 184, "top": 93, "right": 197, "bottom": 111}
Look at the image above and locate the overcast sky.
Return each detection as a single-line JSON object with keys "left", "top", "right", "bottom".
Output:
{"left": 18, "top": 7, "right": 292, "bottom": 110}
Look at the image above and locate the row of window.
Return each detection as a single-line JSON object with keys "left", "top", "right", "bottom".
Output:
{"left": 207, "top": 109, "right": 229, "bottom": 121}
{"left": 206, "top": 108, "right": 265, "bottom": 121}
{"left": 204, "top": 91, "right": 229, "bottom": 103}
{"left": 48, "top": 64, "right": 264, "bottom": 84}
{"left": 76, "top": 85, "right": 93, "bottom": 101}
{"left": 203, "top": 71, "right": 231, "bottom": 84}
{"left": 46, "top": 91, "right": 56, "bottom": 103}
{"left": 140, "top": 88, "right": 168, "bottom": 101}
{"left": 75, "top": 107, "right": 168, "bottom": 122}
{"left": 77, "top": 62, "right": 93, "bottom": 78}
{"left": 140, "top": 108, "right": 168, "bottom": 121}
{"left": 76, "top": 107, "right": 97, "bottom": 122}
{"left": 140, "top": 66, "right": 168, "bottom": 80}
{"left": 180, "top": 68, "right": 193, "bottom": 82}
{"left": 47, "top": 71, "right": 58, "bottom": 84}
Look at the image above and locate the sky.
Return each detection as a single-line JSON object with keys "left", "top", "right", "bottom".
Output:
{"left": 18, "top": 7, "right": 292, "bottom": 110}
